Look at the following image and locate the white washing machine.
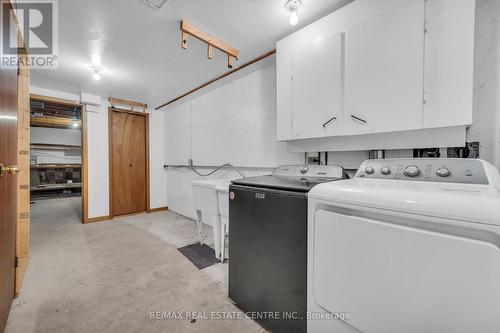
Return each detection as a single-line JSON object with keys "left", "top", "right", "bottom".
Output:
{"left": 307, "top": 158, "right": 500, "bottom": 333}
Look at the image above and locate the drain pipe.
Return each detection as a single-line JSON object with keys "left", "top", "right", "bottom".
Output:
{"left": 301, "top": 152, "right": 309, "bottom": 174}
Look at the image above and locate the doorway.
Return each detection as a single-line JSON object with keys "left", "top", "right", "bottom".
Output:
{"left": 108, "top": 108, "right": 150, "bottom": 217}
{"left": 29, "top": 95, "right": 88, "bottom": 223}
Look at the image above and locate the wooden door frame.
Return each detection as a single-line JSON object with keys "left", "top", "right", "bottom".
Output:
{"left": 108, "top": 107, "right": 150, "bottom": 219}
{"left": 81, "top": 105, "right": 88, "bottom": 223}
{"left": 29, "top": 94, "right": 89, "bottom": 223}
{"left": 1, "top": 3, "right": 19, "bottom": 326}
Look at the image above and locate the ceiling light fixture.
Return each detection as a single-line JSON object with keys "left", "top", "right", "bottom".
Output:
{"left": 285, "top": 0, "right": 302, "bottom": 26}
{"left": 91, "top": 54, "right": 101, "bottom": 66}
{"left": 91, "top": 65, "right": 102, "bottom": 81}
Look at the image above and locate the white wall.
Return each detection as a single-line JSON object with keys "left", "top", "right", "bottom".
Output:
{"left": 468, "top": 0, "right": 500, "bottom": 169}
{"left": 30, "top": 86, "right": 167, "bottom": 218}
{"left": 85, "top": 100, "right": 110, "bottom": 218}
{"left": 163, "top": 64, "right": 303, "bottom": 219}
{"left": 149, "top": 110, "right": 168, "bottom": 210}
{"left": 165, "top": 64, "right": 303, "bottom": 167}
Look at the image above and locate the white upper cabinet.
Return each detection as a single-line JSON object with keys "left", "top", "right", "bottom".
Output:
{"left": 276, "top": 0, "right": 475, "bottom": 143}
{"left": 344, "top": 0, "right": 425, "bottom": 135}
{"left": 423, "top": 0, "right": 475, "bottom": 128}
{"left": 291, "top": 33, "right": 344, "bottom": 139}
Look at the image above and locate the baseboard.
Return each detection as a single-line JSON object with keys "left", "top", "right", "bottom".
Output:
{"left": 86, "top": 207, "right": 168, "bottom": 223}
{"left": 86, "top": 215, "right": 111, "bottom": 223}
{"left": 148, "top": 206, "right": 168, "bottom": 213}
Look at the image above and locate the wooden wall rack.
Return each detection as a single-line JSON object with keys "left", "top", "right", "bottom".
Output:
{"left": 181, "top": 20, "right": 239, "bottom": 68}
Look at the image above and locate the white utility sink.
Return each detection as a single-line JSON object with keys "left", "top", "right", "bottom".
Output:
{"left": 192, "top": 179, "right": 231, "bottom": 259}
{"left": 216, "top": 181, "right": 230, "bottom": 260}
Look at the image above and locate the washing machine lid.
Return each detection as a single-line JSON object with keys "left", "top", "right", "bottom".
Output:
{"left": 231, "top": 164, "right": 348, "bottom": 193}
{"left": 309, "top": 159, "right": 500, "bottom": 226}
{"left": 231, "top": 175, "right": 332, "bottom": 192}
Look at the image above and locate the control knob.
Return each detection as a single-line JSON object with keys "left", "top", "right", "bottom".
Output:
{"left": 436, "top": 167, "right": 451, "bottom": 177}
{"left": 381, "top": 167, "right": 391, "bottom": 175}
{"left": 365, "top": 166, "right": 375, "bottom": 174}
{"left": 404, "top": 165, "right": 421, "bottom": 177}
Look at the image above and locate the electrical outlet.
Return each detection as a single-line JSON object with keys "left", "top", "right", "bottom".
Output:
{"left": 307, "top": 152, "right": 320, "bottom": 165}
{"left": 309, "top": 157, "right": 323, "bottom": 165}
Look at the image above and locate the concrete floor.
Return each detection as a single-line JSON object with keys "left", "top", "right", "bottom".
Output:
{"left": 6, "top": 197, "right": 265, "bottom": 333}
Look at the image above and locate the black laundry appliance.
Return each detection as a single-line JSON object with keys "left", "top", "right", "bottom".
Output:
{"left": 228, "top": 164, "right": 348, "bottom": 333}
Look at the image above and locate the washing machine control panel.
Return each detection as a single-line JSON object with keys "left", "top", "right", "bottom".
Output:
{"left": 273, "top": 164, "right": 346, "bottom": 180}
{"left": 356, "top": 159, "right": 490, "bottom": 185}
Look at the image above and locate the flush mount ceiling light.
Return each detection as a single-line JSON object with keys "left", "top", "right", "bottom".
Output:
{"left": 142, "top": 0, "right": 172, "bottom": 10}
{"left": 91, "top": 54, "right": 101, "bottom": 66}
{"left": 90, "top": 65, "right": 102, "bottom": 81}
{"left": 285, "top": 0, "right": 302, "bottom": 26}
{"left": 90, "top": 54, "right": 103, "bottom": 81}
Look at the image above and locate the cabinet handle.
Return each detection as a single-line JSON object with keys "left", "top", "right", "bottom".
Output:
{"left": 350, "top": 115, "right": 367, "bottom": 124}
{"left": 322, "top": 116, "right": 337, "bottom": 128}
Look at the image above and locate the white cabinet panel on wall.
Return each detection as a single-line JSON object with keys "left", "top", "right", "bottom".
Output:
{"left": 241, "top": 66, "right": 282, "bottom": 166}
{"left": 291, "top": 32, "right": 344, "bottom": 139}
{"left": 344, "top": 0, "right": 425, "bottom": 135}
{"left": 423, "top": 0, "right": 475, "bottom": 128}
{"left": 165, "top": 102, "right": 191, "bottom": 165}
{"left": 191, "top": 64, "right": 303, "bottom": 167}
{"left": 276, "top": 51, "right": 293, "bottom": 141}
{"left": 191, "top": 79, "right": 247, "bottom": 166}
{"left": 241, "top": 67, "right": 304, "bottom": 166}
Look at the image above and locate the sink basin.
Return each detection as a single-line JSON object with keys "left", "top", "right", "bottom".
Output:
{"left": 191, "top": 179, "right": 231, "bottom": 260}
{"left": 192, "top": 180, "right": 228, "bottom": 220}
{"left": 215, "top": 181, "right": 230, "bottom": 219}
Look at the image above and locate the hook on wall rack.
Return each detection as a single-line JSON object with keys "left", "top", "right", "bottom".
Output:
{"left": 180, "top": 20, "right": 239, "bottom": 68}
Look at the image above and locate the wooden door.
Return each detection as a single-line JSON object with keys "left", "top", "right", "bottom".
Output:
{"left": 110, "top": 110, "right": 148, "bottom": 217}
{"left": 0, "top": 5, "right": 19, "bottom": 330}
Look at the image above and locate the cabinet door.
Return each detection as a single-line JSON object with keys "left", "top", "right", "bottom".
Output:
{"left": 291, "top": 33, "right": 344, "bottom": 140}
{"left": 344, "top": 0, "right": 425, "bottom": 135}
{"left": 423, "top": 0, "right": 475, "bottom": 128}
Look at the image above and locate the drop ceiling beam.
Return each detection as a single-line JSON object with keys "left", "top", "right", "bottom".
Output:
{"left": 180, "top": 20, "right": 239, "bottom": 68}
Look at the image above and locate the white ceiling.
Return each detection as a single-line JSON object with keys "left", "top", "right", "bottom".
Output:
{"left": 30, "top": 0, "right": 353, "bottom": 108}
